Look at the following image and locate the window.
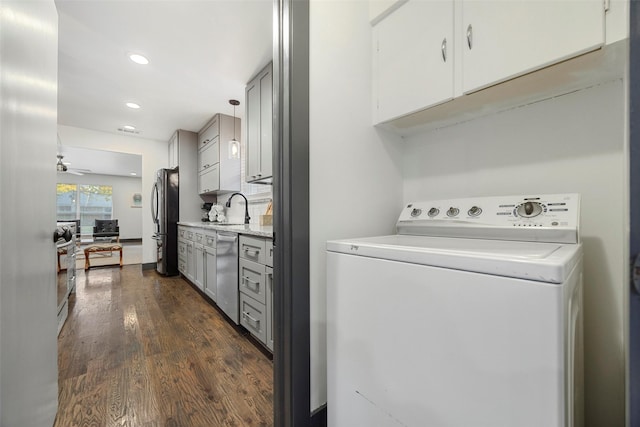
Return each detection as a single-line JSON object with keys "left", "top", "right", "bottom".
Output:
{"left": 56, "top": 184, "right": 113, "bottom": 235}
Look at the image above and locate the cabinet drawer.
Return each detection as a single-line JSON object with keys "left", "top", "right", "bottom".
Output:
{"left": 204, "top": 232, "right": 216, "bottom": 248}
{"left": 199, "top": 116, "right": 219, "bottom": 149}
{"left": 239, "top": 259, "right": 266, "bottom": 305}
{"left": 186, "top": 230, "right": 194, "bottom": 241}
{"left": 265, "top": 241, "right": 273, "bottom": 267}
{"left": 198, "top": 164, "right": 219, "bottom": 194}
{"left": 194, "top": 232, "right": 204, "bottom": 244}
{"left": 198, "top": 138, "right": 219, "bottom": 172}
{"left": 240, "top": 293, "right": 266, "bottom": 344}
{"left": 239, "top": 235, "right": 266, "bottom": 264}
{"left": 178, "top": 239, "right": 188, "bottom": 258}
{"left": 178, "top": 226, "right": 187, "bottom": 239}
{"left": 178, "top": 257, "right": 187, "bottom": 274}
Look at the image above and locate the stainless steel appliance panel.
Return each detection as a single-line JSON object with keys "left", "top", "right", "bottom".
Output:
{"left": 151, "top": 168, "right": 179, "bottom": 276}
{"left": 216, "top": 231, "right": 239, "bottom": 324}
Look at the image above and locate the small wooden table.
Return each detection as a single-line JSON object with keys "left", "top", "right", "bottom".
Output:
{"left": 84, "top": 243, "right": 123, "bottom": 270}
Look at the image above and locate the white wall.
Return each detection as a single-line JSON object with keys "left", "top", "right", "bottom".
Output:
{"left": 218, "top": 189, "right": 272, "bottom": 225}
{"left": 57, "top": 125, "right": 167, "bottom": 263}
{"left": 56, "top": 172, "right": 142, "bottom": 239}
{"left": 309, "top": 0, "right": 404, "bottom": 411}
{"left": 402, "top": 80, "right": 626, "bottom": 426}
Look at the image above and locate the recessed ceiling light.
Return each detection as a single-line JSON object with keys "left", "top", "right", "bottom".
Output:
{"left": 123, "top": 125, "right": 136, "bottom": 131}
{"left": 126, "top": 102, "right": 140, "bottom": 109}
{"left": 130, "top": 172, "right": 137, "bottom": 176}
{"left": 129, "top": 53, "right": 149, "bottom": 65}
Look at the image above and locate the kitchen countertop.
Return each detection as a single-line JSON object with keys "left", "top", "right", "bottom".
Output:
{"left": 178, "top": 222, "right": 273, "bottom": 239}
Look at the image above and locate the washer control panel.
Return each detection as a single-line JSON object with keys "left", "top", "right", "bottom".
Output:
{"left": 397, "top": 194, "right": 580, "bottom": 243}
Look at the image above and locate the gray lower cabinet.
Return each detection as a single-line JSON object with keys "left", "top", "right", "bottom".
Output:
{"left": 239, "top": 235, "right": 273, "bottom": 351}
{"left": 177, "top": 236, "right": 187, "bottom": 275}
{"left": 265, "top": 265, "right": 273, "bottom": 351}
{"left": 203, "top": 234, "right": 217, "bottom": 302}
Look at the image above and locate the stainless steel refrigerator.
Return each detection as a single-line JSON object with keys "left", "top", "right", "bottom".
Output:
{"left": 151, "top": 168, "right": 179, "bottom": 276}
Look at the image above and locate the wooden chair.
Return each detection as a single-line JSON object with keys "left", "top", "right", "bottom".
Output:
{"left": 84, "top": 219, "right": 123, "bottom": 270}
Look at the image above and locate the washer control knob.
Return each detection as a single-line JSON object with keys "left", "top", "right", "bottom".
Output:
{"left": 468, "top": 206, "right": 482, "bottom": 217}
{"left": 410, "top": 208, "right": 422, "bottom": 218}
{"left": 446, "top": 207, "right": 460, "bottom": 217}
{"left": 516, "top": 201, "right": 543, "bottom": 218}
{"left": 428, "top": 207, "right": 439, "bottom": 217}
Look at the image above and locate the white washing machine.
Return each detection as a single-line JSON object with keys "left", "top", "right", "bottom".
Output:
{"left": 326, "top": 194, "right": 583, "bottom": 427}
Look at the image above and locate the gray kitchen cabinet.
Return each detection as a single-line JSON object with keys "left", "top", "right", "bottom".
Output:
{"left": 178, "top": 226, "right": 217, "bottom": 301}
{"left": 177, "top": 238, "right": 187, "bottom": 275}
{"left": 204, "top": 243, "right": 217, "bottom": 302}
{"left": 168, "top": 132, "right": 179, "bottom": 169}
{"left": 239, "top": 258, "right": 267, "bottom": 305}
{"left": 168, "top": 130, "right": 201, "bottom": 222}
{"left": 197, "top": 113, "right": 241, "bottom": 195}
{"left": 239, "top": 235, "right": 267, "bottom": 264}
{"left": 185, "top": 239, "right": 195, "bottom": 283}
{"left": 198, "top": 164, "right": 220, "bottom": 195}
{"left": 265, "top": 265, "right": 273, "bottom": 351}
{"left": 238, "top": 235, "right": 273, "bottom": 350}
{"left": 245, "top": 62, "right": 273, "bottom": 184}
{"left": 240, "top": 293, "right": 267, "bottom": 344}
{"left": 194, "top": 231, "right": 205, "bottom": 291}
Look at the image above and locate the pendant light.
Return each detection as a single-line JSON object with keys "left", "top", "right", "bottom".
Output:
{"left": 228, "top": 99, "right": 240, "bottom": 160}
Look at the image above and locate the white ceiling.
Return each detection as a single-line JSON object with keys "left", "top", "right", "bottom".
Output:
{"left": 56, "top": 0, "right": 273, "bottom": 144}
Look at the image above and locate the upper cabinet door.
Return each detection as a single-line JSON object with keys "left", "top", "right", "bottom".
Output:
{"left": 259, "top": 68, "right": 273, "bottom": 179}
{"left": 374, "top": 0, "right": 454, "bottom": 124}
{"left": 246, "top": 78, "right": 261, "bottom": 181}
{"left": 462, "top": 0, "right": 605, "bottom": 94}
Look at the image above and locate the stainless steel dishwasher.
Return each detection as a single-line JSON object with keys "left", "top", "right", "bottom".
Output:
{"left": 216, "top": 231, "right": 239, "bottom": 324}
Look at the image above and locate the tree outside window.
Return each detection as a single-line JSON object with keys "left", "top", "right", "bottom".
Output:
{"left": 56, "top": 184, "right": 113, "bottom": 236}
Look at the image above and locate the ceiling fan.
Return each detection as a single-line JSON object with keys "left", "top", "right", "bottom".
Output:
{"left": 56, "top": 154, "right": 90, "bottom": 176}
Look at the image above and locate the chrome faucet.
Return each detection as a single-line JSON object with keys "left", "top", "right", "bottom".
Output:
{"left": 226, "top": 192, "right": 251, "bottom": 225}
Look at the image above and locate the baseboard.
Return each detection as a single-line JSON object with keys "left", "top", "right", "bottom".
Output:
{"left": 120, "top": 238, "right": 142, "bottom": 244}
{"left": 141, "top": 262, "right": 156, "bottom": 271}
{"left": 310, "top": 405, "right": 327, "bottom": 427}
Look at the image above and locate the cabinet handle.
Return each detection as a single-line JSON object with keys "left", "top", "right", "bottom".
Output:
{"left": 466, "top": 24, "right": 473, "bottom": 50}
{"left": 243, "top": 311, "right": 260, "bottom": 327}
{"left": 203, "top": 138, "right": 211, "bottom": 145}
{"left": 243, "top": 276, "right": 260, "bottom": 290}
{"left": 203, "top": 164, "right": 210, "bottom": 169}
{"left": 244, "top": 248, "right": 260, "bottom": 257}
{"left": 441, "top": 38, "right": 447, "bottom": 62}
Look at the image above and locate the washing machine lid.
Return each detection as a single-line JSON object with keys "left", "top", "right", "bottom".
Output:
{"left": 326, "top": 234, "right": 582, "bottom": 284}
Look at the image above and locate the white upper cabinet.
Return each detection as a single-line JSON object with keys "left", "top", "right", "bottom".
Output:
{"left": 373, "top": 0, "right": 454, "bottom": 123}
{"left": 245, "top": 62, "right": 273, "bottom": 184}
{"left": 372, "top": 0, "right": 607, "bottom": 126}
{"left": 462, "top": 0, "right": 605, "bottom": 94}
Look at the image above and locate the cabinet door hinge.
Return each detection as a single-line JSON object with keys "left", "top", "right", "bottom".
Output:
{"left": 604, "top": 0, "right": 610, "bottom": 12}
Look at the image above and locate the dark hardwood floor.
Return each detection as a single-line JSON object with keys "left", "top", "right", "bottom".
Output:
{"left": 55, "top": 265, "right": 273, "bottom": 427}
